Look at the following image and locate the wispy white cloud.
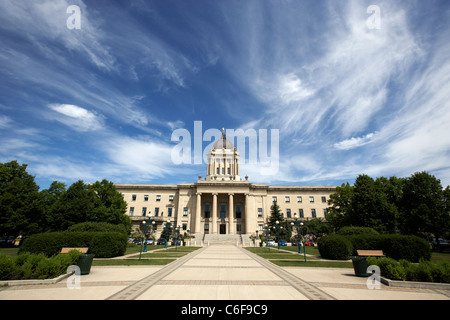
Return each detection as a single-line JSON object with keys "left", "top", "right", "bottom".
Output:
{"left": 48, "top": 104, "right": 104, "bottom": 132}
{"left": 334, "top": 132, "right": 376, "bottom": 150}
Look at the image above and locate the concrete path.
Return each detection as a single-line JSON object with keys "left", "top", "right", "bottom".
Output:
{"left": 0, "top": 245, "right": 448, "bottom": 300}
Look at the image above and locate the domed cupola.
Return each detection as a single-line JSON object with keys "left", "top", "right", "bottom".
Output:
{"left": 205, "top": 128, "right": 240, "bottom": 181}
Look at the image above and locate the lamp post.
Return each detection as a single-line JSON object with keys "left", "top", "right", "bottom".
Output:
{"left": 264, "top": 223, "right": 270, "bottom": 252}
{"left": 186, "top": 228, "right": 190, "bottom": 247}
{"left": 274, "top": 220, "right": 282, "bottom": 250}
{"left": 255, "top": 230, "right": 259, "bottom": 247}
{"left": 165, "top": 218, "right": 171, "bottom": 249}
{"left": 175, "top": 224, "right": 181, "bottom": 251}
{"left": 290, "top": 214, "right": 303, "bottom": 254}
{"left": 299, "top": 222, "right": 310, "bottom": 263}
{"left": 139, "top": 214, "right": 156, "bottom": 260}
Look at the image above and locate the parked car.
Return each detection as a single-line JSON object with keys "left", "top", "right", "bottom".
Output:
{"left": 267, "top": 239, "right": 276, "bottom": 246}
{"left": 132, "top": 238, "right": 142, "bottom": 245}
{"left": 278, "top": 239, "right": 287, "bottom": 246}
{"left": 431, "top": 238, "right": 450, "bottom": 251}
{"left": 171, "top": 239, "right": 181, "bottom": 246}
{"left": 157, "top": 238, "right": 167, "bottom": 245}
{"left": 305, "top": 241, "right": 315, "bottom": 247}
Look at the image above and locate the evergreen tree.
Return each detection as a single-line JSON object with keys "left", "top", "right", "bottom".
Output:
{"left": 267, "top": 201, "right": 291, "bottom": 241}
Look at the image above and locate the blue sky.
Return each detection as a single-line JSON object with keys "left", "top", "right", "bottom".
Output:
{"left": 1, "top": 0, "right": 450, "bottom": 190}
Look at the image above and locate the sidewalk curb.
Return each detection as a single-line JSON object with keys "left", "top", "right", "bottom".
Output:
{"left": 0, "top": 272, "right": 72, "bottom": 287}
{"left": 380, "top": 276, "right": 450, "bottom": 290}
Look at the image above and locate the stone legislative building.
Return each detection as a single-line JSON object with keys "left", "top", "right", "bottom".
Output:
{"left": 115, "top": 131, "right": 336, "bottom": 242}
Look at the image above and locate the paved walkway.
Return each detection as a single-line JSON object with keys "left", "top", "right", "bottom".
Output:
{"left": 0, "top": 245, "right": 448, "bottom": 300}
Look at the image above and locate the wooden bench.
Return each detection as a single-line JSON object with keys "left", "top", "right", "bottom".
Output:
{"left": 60, "top": 247, "right": 89, "bottom": 254}
{"left": 357, "top": 250, "right": 385, "bottom": 257}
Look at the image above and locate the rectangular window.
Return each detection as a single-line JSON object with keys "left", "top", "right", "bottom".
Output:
{"left": 285, "top": 196, "right": 290, "bottom": 203}
{"left": 227, "top": 167, "right": 230, "bottom": 174}
{"left": 312, "top": 209, "right": 316, "bottom": 218}
{"left": 144, "top": 195, "right": 148, "bottom": 201}
{"left": 216, "top": 168, "right": 219, "bottom": 174}
{"left": 257, "top": 208, "right": 263, "bottom": 217}
{"left": 220, "top": 205, "right": 226, "bottom": 219}
{"left": 156, "top": 195, "right": 161, "bottom": 202}
{"left": 322, "top": 196, "right": 327, "bottom": 203}
{"left": 129, "top": 207, "right": 134, "bottom": 216}
{"left": 204, "top": 205, "right": 211, "bottom": 218}
{"left": 182, "top": 223, "right": 187, "bottom": 231}
{"left": 286, "top": 208, "right": 291, "bottom": 218}
{"left": 272, "top": 196, "right": 277, "bottom": 202}
{"left": 183, "top": 207, "right": 188, "bottom": 216}
{"left": 299, "top": 209, "right": 304, "bottom": 218}
{"left": 323, "top": 209, "right": 328, "bottom": 216}
{"left": 132, "top": 195, "right": 136, "bottom": 201}
{"left": 236, "top": 205, "right": 242, "bottom": 219}
{"left": 168, "top": 208, "right": 172, "bottom": 217}
{"left": 297, "top": 196, "right": 302, "bottom": 203}
{"left": 169, "top": 195, "right": 174, "bottom": 202}
{"left": 222, "top": 168, "right": 225, "bottom": 174}
{"left": 142, "top": 207, "right": 147, "bottom": 216}
{"left": 309, "top": 196, "right": 314, "bottom": 203}
{"left": 236, "top": 224, "right": 241, "bottom": 232}
{"left": 155, "top": 207, "right": 159, "bottom": 216}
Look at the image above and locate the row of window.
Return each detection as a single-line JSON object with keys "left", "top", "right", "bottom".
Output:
{"left": 130, "top": 194, "right": 175, "bottom": 202}
{"left": 273, "top": 196, "right": 327, "bottom": 204}
{"left": 129, "top": 206, "right": 327, "bottom": 218}
{"left": 128, "top": 194, "right": 327, "bottom": 204}
{"left": 129, "top": 207, "right": 189, "bottom": 217}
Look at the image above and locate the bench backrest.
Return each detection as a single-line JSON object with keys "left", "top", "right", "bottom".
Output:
{"left": 60, "top": 247, "right": 89, "bottom": 254}
{"left": 357, "top": 250, "right": 384, "bottom": 257}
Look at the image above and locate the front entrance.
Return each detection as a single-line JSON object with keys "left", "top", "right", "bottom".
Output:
{"left": 220, "top": 224, "right": 226, "bottom": 234}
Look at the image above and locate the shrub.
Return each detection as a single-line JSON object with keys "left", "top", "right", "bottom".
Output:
{"left": 347, "top": 234, "right": 430, "bottom": 262}
{"left": 68, "top": 222, "right": 128, "bottom": 235}
{"left": 0, "top": 255, "right": 16, "bottom": 280}
{"left": 20, "top": 231, "right": 127, "bottom": 258}
{"left": 368, "top": 257, "right": 450, "bottom": 283}
{"left": 380, "top": 235, "right": 430, "bottom": 262}
{"left": 337, "top": 226, "right": 379, "bottom": 236}
{"left": 318, "top": 235, "right": 353, "bottom": 260}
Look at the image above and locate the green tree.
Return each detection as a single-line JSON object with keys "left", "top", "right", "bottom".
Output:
{"left": 267, "top": 201, "right": 291, "bottom": 241}
{"left": 400, "top": 172, "right": 449, "bottom": 245}
{"left": 0, "top": 161, "right": 44, "bottom": 236}
{"left": 88, "top": 179, "right": 130, "bottom": 230}
{"left": 326, "top": 182, "right": 353, "bottom": 230}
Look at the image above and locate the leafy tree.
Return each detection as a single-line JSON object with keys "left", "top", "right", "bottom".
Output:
{"left": 88, "top": 179, "right": 130, "bottom": 230}
{"left": 0, "top": 161, "right": 44, "bottom": 236}
{"left": 400, "top": 172, "right": 449, "bottom": 245}
{"left": 326, "top": 182, "right": 353, "bottom": 230}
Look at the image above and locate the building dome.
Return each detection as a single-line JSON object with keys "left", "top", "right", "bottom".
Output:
{"left": 212, "top": 131, "right": 235, "bottom": 150}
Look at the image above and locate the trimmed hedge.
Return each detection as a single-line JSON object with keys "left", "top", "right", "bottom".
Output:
{"left": 367, "top": 257, "right": 450, "bottom": 283}
{"left": 67, "top": 222, "right": 129, "bottom": 235}
{"left": 318, "top": 234, "right": 431, "bottom": 262}
{"left": 337, "top": 226, "right": 379, "bottom": 236}
{"left": 0, "top": 250, "right": 80, "bottom": 281}
{"left": 19, "top": 231, "right": 127, "bottom": 258}
{"left": 318, "top": 235, "right": 353, "bottom": 260}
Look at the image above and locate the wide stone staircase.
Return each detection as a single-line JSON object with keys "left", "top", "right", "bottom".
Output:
{"left": 189, "top": 234, "right": 253, "bottom": 246}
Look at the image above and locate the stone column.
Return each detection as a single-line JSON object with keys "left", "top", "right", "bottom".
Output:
{"left": 245, "top": 193, "right": 254, "bottom": 234}
{"left": 212, "top": 193, "right": 218, "bottom": 234}
{"left": 195, "top": 193, "right": 201, "bottom": 234}
{"left": 228, "top": 193, "right": 234, "bottom": 235}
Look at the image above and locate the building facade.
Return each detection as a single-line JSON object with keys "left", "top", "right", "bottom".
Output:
{"left": 115, "top": 131, "right": 336, "bottom": 238}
